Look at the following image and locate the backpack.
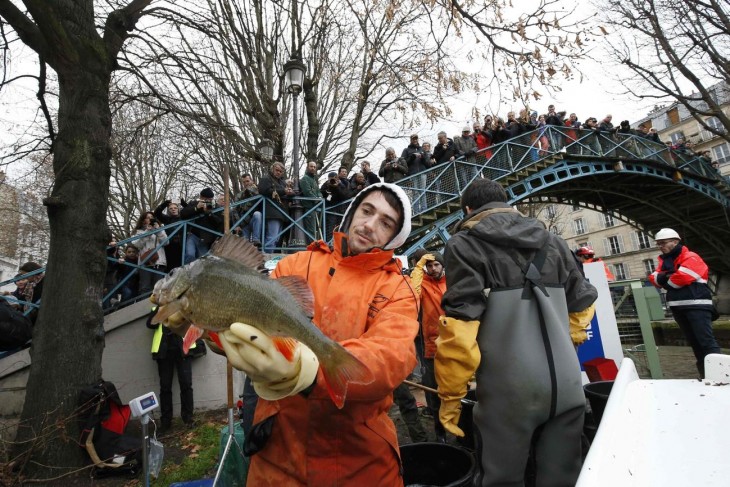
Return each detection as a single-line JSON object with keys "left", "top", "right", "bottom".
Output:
{"left": 77, "top": 380, "right": 142, "bottom": 478}
{"left": 0, "top": 299, "right": 32, "bottom": 351}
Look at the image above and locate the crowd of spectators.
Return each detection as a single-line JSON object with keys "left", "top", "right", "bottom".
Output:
{"left": 108, "top": 104, "right": 724, "bottom": 279}
{"left": 4, "top": 102, "right": 724, "bottom": 328}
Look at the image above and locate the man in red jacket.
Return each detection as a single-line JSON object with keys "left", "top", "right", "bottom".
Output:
{"left": 648, "top": 228, "right": 721, "bottom": 377}
{"left": 576, "top": 246, "right": 615, "bottom": 281}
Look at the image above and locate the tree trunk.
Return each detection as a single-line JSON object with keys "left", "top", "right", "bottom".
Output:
{"left": 303, "top": 78, "right": 321, "bottom": 167}
{"left": 15, "top": 66, "right": 112, "bottom": 478}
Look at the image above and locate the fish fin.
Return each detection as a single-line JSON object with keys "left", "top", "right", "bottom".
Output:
{"left": 151, "top": 299, "right": 186, "bottom": 324}
{"left": 211, "top": 233, "right": 265, "bottom": 271}
{"left": 319, "top": 344, "right": 374, "bottom": 409}
{"left": 204, "top": 331, "right": 226, "bottom": 356}
{"left": 275, "top": 276, "right": 315, "bottom": 318}
{"left": 207, "top": 331, "right": 223, "bottom": 349}
{"left": 271, "top": 337, "right": 299, "bottom": 362}
{"left": 183, "top": 325, "right": 205, "bottom": 355}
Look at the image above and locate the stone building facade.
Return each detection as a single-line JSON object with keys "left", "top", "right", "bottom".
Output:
{"left": 0, "top": 170, "right": 49, "bottom": 289}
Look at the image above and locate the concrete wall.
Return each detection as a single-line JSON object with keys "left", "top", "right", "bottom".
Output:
{"left": 0, "top": 300, "right": 244, "bottom": 435}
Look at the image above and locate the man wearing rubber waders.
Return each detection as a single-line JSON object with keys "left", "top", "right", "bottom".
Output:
{"left": 435, "top": 179, "right": 597, "bottom": 486}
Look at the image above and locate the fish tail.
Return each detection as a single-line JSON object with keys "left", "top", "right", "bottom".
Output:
{"left": 319, "top": 344, "right": 374, "bottom": 409}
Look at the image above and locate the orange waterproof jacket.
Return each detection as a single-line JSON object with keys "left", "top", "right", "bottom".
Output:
{"left": 420, "top": 275, "right": 446, "bottom": 358}
{"left": 247, "top": 234, "right": 420, "bottom": 487}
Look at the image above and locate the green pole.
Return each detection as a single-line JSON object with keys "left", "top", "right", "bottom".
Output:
{"left": 631, "top": 281, "right": 663, "bottom": 379}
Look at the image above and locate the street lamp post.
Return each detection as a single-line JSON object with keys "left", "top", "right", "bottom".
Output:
{"left": 258, "top": 138, "right": 274, "bottom": 162}
{"left": 284, "top": 56, "right": 307, "bottom": 248}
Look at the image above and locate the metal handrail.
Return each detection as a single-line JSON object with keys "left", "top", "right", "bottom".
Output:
{"left": 1, "top": 127, "right": 725, "bottom": 315}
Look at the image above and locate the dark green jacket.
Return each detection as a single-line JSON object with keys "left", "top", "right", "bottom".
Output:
{"left": 299, "top": 173, "right": 321, "bottom": 210}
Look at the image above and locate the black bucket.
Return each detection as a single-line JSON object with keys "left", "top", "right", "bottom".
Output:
{"left": 583, "top": 381, "right": 614, "bottom": 425}
{"left": 401, "top": 442, "right": 475, "bottom": 487}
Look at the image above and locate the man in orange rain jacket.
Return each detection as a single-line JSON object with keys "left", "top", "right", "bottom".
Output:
{"left": 219, "top": 183, "right": 419, "bottom": 486}
{"left": 576, "top": 246, "right": 615, "bottom": 281}
{"left": 409, "top": 250, "right": 448, "bottom": 442}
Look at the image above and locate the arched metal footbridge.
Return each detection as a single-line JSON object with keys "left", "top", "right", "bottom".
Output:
{"left": 397, "top": 127, "right": 730, "bottom": 277}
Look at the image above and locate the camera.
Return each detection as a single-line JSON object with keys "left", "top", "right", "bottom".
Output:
{"left": 204, "top": 201, "right": 214, "bottom": 209}
{"left": 149, "top": 217, "right": 157, "bottom": 225}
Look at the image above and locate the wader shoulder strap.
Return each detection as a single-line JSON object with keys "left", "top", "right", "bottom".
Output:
{"left": 507, "top": 246, "right": 549, "bottom": 298}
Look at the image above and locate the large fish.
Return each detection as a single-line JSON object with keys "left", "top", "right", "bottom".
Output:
{"left": 150, "top": 234, "right": 373, "bottom": 408}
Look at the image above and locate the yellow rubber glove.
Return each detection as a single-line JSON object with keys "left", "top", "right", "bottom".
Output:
{"left": 434, "top": 316, "right": 480, "bottom": 437}
{"left": 410, "top": 254, "right": 435, "bottom": 296}
{"left": 218, "top": 323, "right": 319, "bottom": 401}
{"left": 439, "top": 398, "right": 464, "bottom": 437}
{"left": 569, "top": 303, "right": 596, "bottom": 346}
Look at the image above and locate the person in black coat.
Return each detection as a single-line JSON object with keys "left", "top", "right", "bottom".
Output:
{"left": 359, "top": 160, "right": 381, "bottom": 185}
{"left": 257, "top": 162, "right": 294, "bottom": 253}
{"left": 180, "top": 187, "right": 224, "bottom": 263}
{"left": 402, "top": 134, "right": 430, "bottom": 213}
{"left": 0, "top": 299, "right": 33, "bottom": 351}
{"left": 320, "top": 171, "right": 350, "bottom": 241}
{"left": 17, "top": 261, "right": 44, "bottom": 324}
{"left": 432, "top": 132, "right": 459, "bottom": 196}
{"left": 154, "top": 200, "right": 184, "bottom": 270}
{"left": 146, "top": 309, "right": 195, "bottom": 431}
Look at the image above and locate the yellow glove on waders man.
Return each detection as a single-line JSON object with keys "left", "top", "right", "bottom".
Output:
{"left": 434, "top": 316, "right": 480, "bottom": 437}
{"left": 569, "top": 303, "right": 596, "bottom": 346}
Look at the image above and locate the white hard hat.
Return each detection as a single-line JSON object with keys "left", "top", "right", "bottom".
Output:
{"left": 655, "top": 228, "right": 681, "bottom": 240}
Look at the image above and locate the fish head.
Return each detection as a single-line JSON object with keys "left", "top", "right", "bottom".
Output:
{"left": 152, "top": 265, "right": 192, "bottom": 306}
{"left": 150, "top": 265, "right": 194, "bottom": 325}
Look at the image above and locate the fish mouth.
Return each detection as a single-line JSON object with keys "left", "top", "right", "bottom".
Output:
{"left": 151, "top": 289, "right": 189, "bottom": 325}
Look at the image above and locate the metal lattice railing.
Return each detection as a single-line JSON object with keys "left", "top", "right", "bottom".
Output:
{"left": 1, "top": 127, "right": 725, "bottom": 318}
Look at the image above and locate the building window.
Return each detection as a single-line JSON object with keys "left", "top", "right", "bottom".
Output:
{"left": 706, "top": 116, "right": 726, "bottom": 134}
{"left": 549, "top": 225, "right": 560, "bottom": 235}
{"left": 603, "top": 213, "right": 615, "bottom": 228}
{"left": 545, "top": 204, "right": 556, "bottom": 218}
{"left": 606, "top": 235, "right": 623, "bottom": 255}
{"left": 667, "top": 107, "right": 680, "bottom": 125}
{"left": 669, "top": 131, "right": 685, "bottom": 144}
{"left": 574, "top": 218, "right": 586, "bottom": 235}
{"left": 636, "top": 231, "right": 652, "bottom": 249}
{"left": 713, "top": 143, "right": 730, "bottom": 165}
{"left": 643, "top": 259, "right": 656, "bottom": 275}
{"left": 613, "top": 263, "right": 628, "bottom": 281}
